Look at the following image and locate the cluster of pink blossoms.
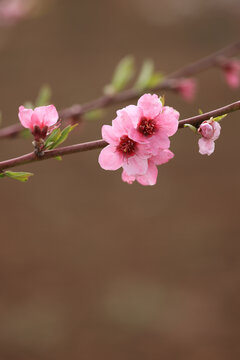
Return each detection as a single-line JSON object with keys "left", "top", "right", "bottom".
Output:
{"left": 98, "top": 94, "right": 179, "bottom": 185}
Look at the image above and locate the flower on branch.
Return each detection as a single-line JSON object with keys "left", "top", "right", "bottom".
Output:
{"left": 175, "top": 78, "right": 197, "bottom": 102}
{"left": 198, "top": 119, "right": 221, "bottom": 156}
{"left": 221, "top": 59, "right": 240, "bottom": 89}
{"left": 98, "top": 94, "right": 179, "bottom": 185}
{"left": 18, "top": 105, "right": 59, "bottom": 142}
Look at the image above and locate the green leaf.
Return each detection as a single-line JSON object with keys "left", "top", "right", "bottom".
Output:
{"left": 50, "top": 124, "right": 78, "bottom": 149}
{"left": 23, "top": 101, "right": 34, "bottom": 109}
{"left": 44, "top": 128, "right": 61, "bottom": 149}
{"left": 110, "top": 55, "right": 135, "bottom": 93}
{"left": 134, "top": 59, "right": 154, "bottom": 90}
{"left": 198, "top": 108, "right": 203, "bottom": 115}
{"left": 4, "top": 171, "right": 33, "bottom": 182}
{"left": 55, "top": 156, "right": 62, "bottom": 161}
{"left": 159, "top": 95, "right": 165, "bottom": 107}
{"left": 147, "top": 71, "right": 164, "bottom": 88}
{"left": 84, "top": 109, "right": 104, "bottom": 121}
{"left": 184, "top": 124, "right": 197, "bottom": 133}
{"left": 213, "top": 114, "right": 227, "bottom": 122}
{"left": 35, "top": 85, "right": 52, "bottom": 107}
{"left": 0, "top": 173, "right": 5, "bottom": 178}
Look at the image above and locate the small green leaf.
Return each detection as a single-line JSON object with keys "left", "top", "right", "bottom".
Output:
{"left": 5, "top": 171, "right": 33, "bottom": 182}
{"left": 184, "top": 124, "right": 197, "bottom": 133}
{"left": 198, "top": 108, "right": 203, "bottom": 115}
{"left": 44, "top": 128, "right": 61, "bottom": 149}
{"left": 23, "top": 101, "right": 34, "bottom": 109}
{"left": 134, "top": 59, "right": 154, "bottom": 90}
{"left": 159, "top": 95, "right": 165, "bottom": 107}
{"left": 55, "top": 156, "right": 62, "bottom": 161}
{"left": 51, "top": 124, "right": 78, "bottom": 149}
{"left": 213, "top": 114, "right": 227, "bottom": 122}
{"left": 147, "top": 71, "right": 164, "bottom": 88}
{"left": 0, "top": 173, "right": 5, "bottom": 178}
{"left": 84, "top": 109, "right": 104, "bottom": 121}
{"left": 35, "top": 85, "right": 52, "bottom": 107}
{"left": 110, "top": 55, "right": 135, "bottom": 93}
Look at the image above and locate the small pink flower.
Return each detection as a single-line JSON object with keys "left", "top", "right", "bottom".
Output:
{"left": 122, "top": 149, "right": 174, "bottom": 186}
{"left": 222, "top": 60, "right": 240, "bottom": 89}
{"left": 198, "top": 119, "right": 221, "bottom": 156}
{"left": 175, "top": 78, "right": 196, "bottom": 102}
{"left": 98, "top": 110, "right": 150, "bottom": 176}
{"left": 0, "top": 0, "right": 34, "bottom": 26}
{"left": 18, "top": 105, "right": 59, "bottom": 140}
{"left": 128, "top": 94, "right": 179, "bottom": 155}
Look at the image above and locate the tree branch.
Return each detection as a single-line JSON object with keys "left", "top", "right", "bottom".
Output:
{"left": 0, "top": 41, "right": 240, "bottom": 139}
{"left": 0, "top": 100, "right": 239, "bottom": 172}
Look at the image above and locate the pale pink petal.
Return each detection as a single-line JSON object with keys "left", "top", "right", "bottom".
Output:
{"left": 135, "top": 143, "right": 152, "bottom": 159}
{"left": 150, "top": 132, "right": 170, "bottom": 153}
{"left": 34, "top": 105, "right": 59, "bottom": 128}
{"left": 225, "top": 70, "right": 239, "bottom": 88}
{"left": 152, "top": 149, "right": 174, "bottom": 165}
{"left": 137, "top": 161, "right": 158, "bottom": 186}
{"left": 128, "top": 127, "right": 148, "bottom": 144}
{"left": 137, "top": 94, "right": 162, "bottom": 119}
{"left": 198, "top": 138, "right": 215, "bottom": 156}
{"left": 102, "top": 125, "right": 119, "bottom": 145}
{"left": 18, "top": 106, "right": 34, "bottom": 129}
{"left": 123, "top": 156, "right": 148, "bottom": 176}
{"left": 112, "top": 110, "right": 134, "bottom": 137}
{"left": 212, "top": 121, "right": 221, "bottom": 141}
{"left": 121, "top": 170, "right": 136, "bottom": 184}
{"left": 124, "top": 105, "right": 143, "bottom": 127}
{"left": 98, "top": 145, "right": 123, "bottom": 170}
{"left": 156, "top": 106, "right": 179, "bottom": 136}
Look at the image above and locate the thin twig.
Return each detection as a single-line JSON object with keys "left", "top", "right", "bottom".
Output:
{"left": 0, "top": 100, "right": 239, "bottom": 172}
{"left": 0, "top": 41, "right": 240, "bottom": 139}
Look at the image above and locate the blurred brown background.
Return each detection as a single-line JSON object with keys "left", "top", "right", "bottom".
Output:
{"left": 0, "top": 0, "right": 240, "bottom": 359}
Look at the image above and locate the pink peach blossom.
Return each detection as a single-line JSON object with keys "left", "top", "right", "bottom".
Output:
{"left": 176, "top": 78, "right": 196, "bottom": 102}
{"left": 98, "top": 110, "right": 150, "bottom": 176}
{"left": 127, "top": 94, "right": 179, "bottom": 155}
{"left": 18, "top": 105, "right": 59, "bottom": 140}
{"left": 0, "top": 0, "right": 34, "bottom": 26}
{"left": 198, "top": 119, "right": 221, "bottom": 156}
{"left": 222, "top": 60, "right": 240, "bottom": 89}
{"left": 122, "top": 149, "right": 174, "bottom": 186}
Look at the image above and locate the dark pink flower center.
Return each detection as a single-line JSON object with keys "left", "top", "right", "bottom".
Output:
{"left": 138, "top": 117, "right": 157, "bottom": 136}
{"left": 117, "top": 135, "right": 136, "bottom": 156}
{"left": 32, "top": 125, "right": 48, "bottom": 141}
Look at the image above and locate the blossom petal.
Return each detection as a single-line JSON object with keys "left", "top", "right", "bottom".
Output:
{"left": 123, "top": 156, "right": 148, "bottom": 176}
{"left": 150, "top": 132, "right": 170, "bottom": 153}
{"left": 121, "top": 170, "right": 136, "bottom": 184}
{"left": 18, "top": 106, "right": 34, "bottom": 130}
{"left": 124, "top": 105, "right": 143, "bottom": 127}
{"left": 34, "top": 105, "right": 59, "bottom": 128}
{"left": 98, "top": 145, "right": 123, "bottom": 170}
{"left": 157, "top": 106, "right": 179, "bottom": 136}
{"left": 102, "top": 125, "right": 119, "bottom": 145}
{"left": 137, "top": 161, "right": 158, "bottom": 186}
{"left": 198, "top": 138, "right": 215, "bottom": 156}
{"left": 152, "top": 149, "right": 174, "bottom": 165}
{"left": 212, "top": 121, "right": 221, "bottom": 141}
{"left": 137, "top": 94, "right": 162, "bottom": 119}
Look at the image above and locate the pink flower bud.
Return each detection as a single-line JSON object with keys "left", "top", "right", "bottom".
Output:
{"left": 175, "top": 78, "right": 197, "bottom": 102}
{"left": 198, "top": 120, "right": 221, "bottom": 156}
{"left": 222, "top": 60, "right": 240, "bottom": 89}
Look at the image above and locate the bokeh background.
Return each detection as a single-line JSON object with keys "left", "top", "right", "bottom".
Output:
{"left": 0, "top": 1, "right": 240, "bottom": 359}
